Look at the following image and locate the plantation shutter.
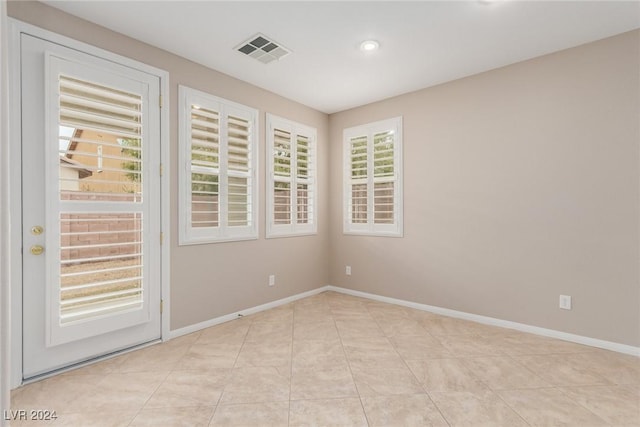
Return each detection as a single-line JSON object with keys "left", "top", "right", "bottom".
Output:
{"left": 179, "top": 86, "right": 258, "bottom": 244}
{"left": 266, "top": 114, "right": 317, "bottom": 237}
{"left": 57, "top": 74, "right": 146, "bottom": 325}
{"left": 343, "top": 117, "right": 403, "bottom": 236}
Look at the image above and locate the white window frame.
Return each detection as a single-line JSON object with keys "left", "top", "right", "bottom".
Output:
{"left": 343, "top": 116, "right": 403, "bottom": 237}
{"left": 266, "top": 114, "right": 317, "bottom": 238}
{"left": 179, "top": 86, "right": 258, "bottom": 245}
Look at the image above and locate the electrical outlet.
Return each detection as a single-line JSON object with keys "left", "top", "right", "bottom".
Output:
{"left": 269, "top": 274, "right": 275, "bottom": 287}
{"left": 346, "top": 266, "right": 351, "bottom": 276}
{"left": 559, "top": 295, "right": 572, "bottom": 310}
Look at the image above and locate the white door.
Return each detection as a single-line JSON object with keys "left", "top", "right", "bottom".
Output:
{"left": 21, "top": 34, "right": 162, "bottom": 379}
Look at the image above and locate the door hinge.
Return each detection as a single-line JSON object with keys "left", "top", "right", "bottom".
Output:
{"left": 160, "top": 232, "right": 164, "bottom": 245}
{"left": 159, "top": 94, "right": 163, "bottom": 108}
{"left": 160, "top": 163, "right": 164, "bottom": 177}
{"left": 160, "top": 299, "right": 164, "bottom": 314}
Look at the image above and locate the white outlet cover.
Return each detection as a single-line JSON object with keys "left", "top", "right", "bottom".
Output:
{"left": 346, "top": 266, "right": 351, "bottom": 276}
{"left": 559, "top": 295, "right": 572, "bottom": 310}
{"left": 269, "top": 275, "right": 275, "bottom": 286}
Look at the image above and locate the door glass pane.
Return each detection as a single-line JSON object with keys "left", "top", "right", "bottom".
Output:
{"left": 59, "top": 213, "right": 143, "bottom": 324}
{"left": 58, "top": 75, "right": 143, "bottom": 201}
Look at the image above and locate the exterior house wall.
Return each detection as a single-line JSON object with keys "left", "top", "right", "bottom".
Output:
{"left": 65, "top": 129, "right": 139, "bottom": 195}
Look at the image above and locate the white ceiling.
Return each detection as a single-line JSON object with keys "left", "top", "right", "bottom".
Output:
{"left": 43, "top": 1, "right": 640, "bottom": 114}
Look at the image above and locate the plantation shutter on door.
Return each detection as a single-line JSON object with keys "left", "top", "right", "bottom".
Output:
{"left": 42, "top": 50, "right": 160, "bottom": 347}
{"left": 58, "top": 74, "right": 145, "bottom": 326}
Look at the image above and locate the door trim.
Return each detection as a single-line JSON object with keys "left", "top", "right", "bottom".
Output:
{"left": 8, "top": 18, "right": 171, "bottom": 388}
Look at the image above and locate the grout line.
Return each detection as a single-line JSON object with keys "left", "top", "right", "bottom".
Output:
{"left": 328, "top": 297, "right": 370, "bottom": 425}
{"left": 492, "top": 388, "right": 535, "bottom": 427}
{"left": 126, "top": 369, "right": 172, "bottom": 427}
{"left": 552, "top": 385, "right": 616, "bottom": 424}
{"left": 423, "top": 390, "right": 452, "bottom": 427}
{"left": 208, "top": 391, "right": 224, "bottom": 426}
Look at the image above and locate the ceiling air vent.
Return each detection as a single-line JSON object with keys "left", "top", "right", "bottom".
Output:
{"left": 235, "top": 33, "right": 290, "bottom": 64}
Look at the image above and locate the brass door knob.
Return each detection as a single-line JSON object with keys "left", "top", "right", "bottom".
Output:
{"left": 30, "top": 245, "right": 44, "bottom": 255}
{"left": 31, "top": 225, "right": 44, "bottom": 235}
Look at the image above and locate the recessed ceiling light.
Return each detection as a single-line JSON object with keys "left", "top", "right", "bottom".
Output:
{"left": 360, "top": 40, "right": 379, "bottom": 52}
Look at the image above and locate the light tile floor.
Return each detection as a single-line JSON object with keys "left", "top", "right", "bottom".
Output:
{"left": 10, "top": 291, "right": 640, "bottom": 426}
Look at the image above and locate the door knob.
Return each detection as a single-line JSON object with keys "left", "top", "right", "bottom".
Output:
{"left": 30, "top": 245, "right": 44, "bottom": 255}
{"left": 31, "top": 225, "right": 44, "bottom": 235}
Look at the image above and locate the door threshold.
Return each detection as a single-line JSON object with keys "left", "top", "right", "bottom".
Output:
{"left": 21, "top": 339, "right": 162, "bottom": 386}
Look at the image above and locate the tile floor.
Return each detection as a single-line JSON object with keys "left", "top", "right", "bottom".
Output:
{"left": 10, "top": 291, "right": 640, "bottom": 426}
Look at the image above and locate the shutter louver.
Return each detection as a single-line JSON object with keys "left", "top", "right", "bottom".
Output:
{"left": 350, "top": 135, "right": 368, "bottom": 224}
{"left": 190, "top": 106, "right": 220, "bottom": 228}
{"left": 227, "top": 115, "right": 252, "bottom": 227}
{"left": 296, "top": 134, "right": 312, "bottom": 224}
{"left": 373, "top": 131, "right": 395, "bottom": 224}
{"left": 273, "top": 128, "right": 292, "bottom": 225}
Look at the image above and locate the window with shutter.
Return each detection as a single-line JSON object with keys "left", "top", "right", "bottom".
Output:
{"left": 179, "top": 86, "right": 258, "bottom": 244}
{"left": 266, "top": 114, "right": 317, "bottom": 237}
{"left": 343, "top": 117, "right": 403, "bottom": 237}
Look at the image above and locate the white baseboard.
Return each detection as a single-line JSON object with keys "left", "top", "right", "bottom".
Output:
{"left": 327, "top": 285, "right": 640, "bottom": 357}
{"left": 168, "top": 286, "right": 330, "bottom": 339}
{"left": 167, "top": 284, "right": 638, "bottom": 357}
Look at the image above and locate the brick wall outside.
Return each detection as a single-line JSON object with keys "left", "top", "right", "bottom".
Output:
{"left": 60, "top": 192, "right": 141, "bottom": 262}
{"left": 191, "top": 194, "right": 219, "bottom": 227}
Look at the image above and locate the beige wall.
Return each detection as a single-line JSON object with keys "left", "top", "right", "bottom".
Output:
{"left": 8, "top": 1, "right": 330, "bottom": 330}
{"left": 8, "top": 1, "right": 639, "bottom": 347}
{"left": 329, "top": 30, "right": 640, "bottom": 347}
